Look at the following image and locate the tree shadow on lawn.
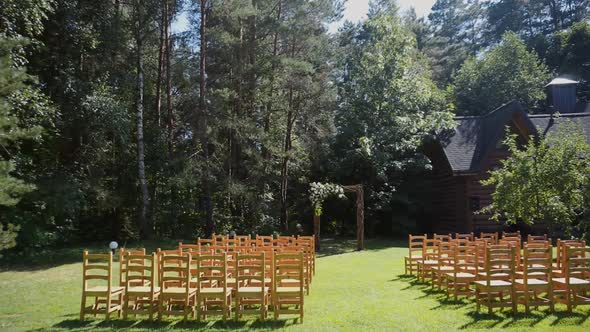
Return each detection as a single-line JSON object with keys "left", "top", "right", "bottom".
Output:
{"left": 399, "top": 277, "right": 590, "bottom": 330}
{"left": 49, "top": 317, "right": 296, "bottom": 331}
{"left": 317, "top": 237, "right": 405, "bottom": 258}
{"left": 0, "top": 239, "right": 179, "bottom": 272}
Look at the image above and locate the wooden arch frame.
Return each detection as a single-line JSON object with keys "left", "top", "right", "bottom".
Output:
{"left": 313, "top": 184, "right": 364, "bottom": 251}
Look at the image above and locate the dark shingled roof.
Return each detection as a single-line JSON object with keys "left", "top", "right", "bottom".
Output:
{"left": 440, "top": 101, "right": 535, "bottom": 174}
{"left": 529, "top": 112, "right": 590, "bottom": 142}
{"left": 440, "top": 100, "right": 590, "bottom": 174}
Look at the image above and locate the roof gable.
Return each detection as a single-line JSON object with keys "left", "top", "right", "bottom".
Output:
{"left": 440, "top": 101, "right": 536, "bottom": 174}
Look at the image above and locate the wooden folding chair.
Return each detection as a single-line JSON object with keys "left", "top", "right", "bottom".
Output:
{"left": 196, "top": 252, "right": 232, "bottom": 321}
{"left": 234, "top": 251, "right": 270, "bottom": 320}
{"left": 553, "top": 246, "right": 590, "bottom": 312}
{"left": 417, "top": 239, "right": 440, "bottom": 283}
{"left": 474, "top": 244, "right": 517, "bottom": 314}
{"left": 404, "top": 234, "right": 426, "bottom": 276}
{"left": 445, "top": 243, "right": 478, "bottom": 302}
{"left": 123, "top": 252, "right": 160, "bottom": 320}
{"left": 479, "top": 232, "right": 498, "bottom": 244}
{"left": 273, "top": 252, "right": 305, "bottom": 322}
{"left": 455, "top": 233, "right": 474, "bottom": 241}
{"left": 80, "top": 251, "right": 124, "bottom": 321}
{"left": 514, "top": 243, "right": 553, "bottom": 313}
{"left": 298, "top": 235, "right": 316, "bottom": 275}
{"left": 158, "top": 253, "right": 197, "bottom": 320}
{"left": 431, "top": 241, "right": 455, "bottom": 291}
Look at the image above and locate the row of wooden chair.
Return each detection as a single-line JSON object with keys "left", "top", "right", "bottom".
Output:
{"left": 403, "top": 233, "right": 590, "bottom": 314}
{"left": 81, "top": 235, "right": 315, "bottom": 322}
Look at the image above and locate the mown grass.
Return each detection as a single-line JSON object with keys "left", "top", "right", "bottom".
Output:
{"left": 1, "top": 238, "right": 589, "bottom": 331}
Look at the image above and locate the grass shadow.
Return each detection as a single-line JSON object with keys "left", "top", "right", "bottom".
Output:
{"left": 0, "top": 239, "right": 179, "bottom": 272}
{"left": 316, "top": 237, "right": 406, "bottom": 258}
{"left": 48, "top": 317, "right": 296, "bottom": 331}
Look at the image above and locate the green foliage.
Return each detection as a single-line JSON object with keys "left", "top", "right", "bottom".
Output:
{"left": 481, "top": 124, "right": 589, "bottom": 234}
{"left": 452, "top": 32, "right": 551, "bottom": 115}
{"left": 332, "top": 4, "right": 455, "bottom": 234}
{"left": 545, "top": 22, "right": 590, "bottom": 101}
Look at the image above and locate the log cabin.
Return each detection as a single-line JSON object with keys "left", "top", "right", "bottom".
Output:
{"left": 423, "top": 78, "right": 590, "bottom": 234}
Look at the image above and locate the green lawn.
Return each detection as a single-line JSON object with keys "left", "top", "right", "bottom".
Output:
{"left": 1, "top": 238, "right": 589, "bottom": 331}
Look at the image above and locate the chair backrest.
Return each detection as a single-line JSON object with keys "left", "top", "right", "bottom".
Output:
{"left": 499, "top": 238, "right": 521, "bottom": 269}
{"left": 455, "top": 232, "right": 474, "bottom": 241}
{"left": 277, "top": 236, "right": 294, "bottom": 246}
{"left": 82, "top": 251, "right": 113, "bottom": 291}
{"left": 179, "top": 243, "right": 200, "bottom": 254}
{"left": 256, "top": 235, "right": 273, "bottom": 247}
{"left": 556, "top": 239, "right": 586, "bottom": 270}
{"left": 453, "top": 243, "right": 478, "bottom": 275}
{"left": 451, "top": 238, "right": 471, "bottom": 247}
{"left": 119, "top": 248, "right": 146, "bottom": 286}
{"left": 482, "top": 244, "right": 515, "bottom": 286}
{"left": 437, "top": 241, "right": 455, "bottom": 268}
{"left": 423, "top": 239, "right": 440, "bottom": 260}
{"left": 522, "top": 243, "right": 552, "bottom": 284}
{"left": 502, "top": 230, "right": 521, "bottom": 239}
{"left": 434, "top": 233, "right": 452, "bottom": 242}
{"left": 408, "top": 234, "right": 427, "bottom": 259}
{"left": 479, "top": 232, "right": 498, "bottom": 244}
{"left": 197, "top": 238, "right": 216, "bottom": 248}
{"left": 564, "top": 246, "right": 590, "bottom": 282}
{"left": 125, "top": 253, "right": 157, "bottom": 292}
{"left": 527, "top": 234, "right": 548, "bottom": 243}
{"left": 235, "top": 251, "right": 266, "bottom": 285}
{"left": 157, "top": 248, "right": 183, "bottom": 286}
{"left": 160, "top": 253, "right": 192, "bottom": 291}
{"left": 273, "top": 252, "right": 304, "bottom": 291}
{"left": 235, "top": 235, "right": 251, "bottom": 246}
{"left": 212, "top": 234, "right": 228, "bottom": 246}
{"left": 196, "top": 252, "right": 227, "bottom": 293}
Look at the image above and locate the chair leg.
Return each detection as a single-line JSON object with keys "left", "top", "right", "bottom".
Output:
{"left": 80, "top": 294, "right": 86, "bottom": 321}
{"left": 487, "top": 291, "right": 492, "bottom": 314}
{"left": 511, "top": 289, "right": 517, "bottom": 314}
{"left": 105, "top": 294, "right": 112, "bottom": 321}
{"left": 158, "top": 296, "right": 163, "bottom": 321}
{"left": 123, "top": 295, "right": 129, "bottom": 320}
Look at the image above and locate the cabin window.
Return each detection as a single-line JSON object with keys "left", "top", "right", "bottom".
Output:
{"left": 469, "top": 196, "right": 480, "bottom": 211}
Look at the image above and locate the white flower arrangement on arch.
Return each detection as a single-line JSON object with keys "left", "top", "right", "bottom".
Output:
{"left": 309, "top": 182, "right": 345, "bottom": 216}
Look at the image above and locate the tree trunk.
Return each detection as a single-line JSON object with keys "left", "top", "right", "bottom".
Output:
{"left": 280, "top": 86, "right": 294, "bottom": 232}
{"left": 279, "top": 38, "right": 296, "bottom": 233}
{"left": 199, "top": 0, "right": 214, "bottom": 237}
{"left": 165, "top": 0, "right": 173, "bottom": 153}
{"left": 313, "top": 214, "right": 321, "bottom": 251}
{"left": 262, "top": 0, "right": 281, "bottom": 161}
{"left": 155, "top": 0, "right": 165, "bottom": 127}
{"left": 356, "top": 186, "right": 364, "bottom": 251}
{"left": 135, "top": 0, "right": 151, "bottom": 239}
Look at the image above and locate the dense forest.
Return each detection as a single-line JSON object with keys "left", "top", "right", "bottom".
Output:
{"left": 1, "top": 0, "right": 589, "bottom": 253}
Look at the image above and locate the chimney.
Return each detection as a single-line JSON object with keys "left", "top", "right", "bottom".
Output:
{"left": 546, "top": 77, "right": 578, "bottom": 114}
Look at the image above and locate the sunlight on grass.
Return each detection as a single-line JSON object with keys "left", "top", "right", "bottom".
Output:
{"left": 1, "top": 238, "right": 589, "bottom": 331}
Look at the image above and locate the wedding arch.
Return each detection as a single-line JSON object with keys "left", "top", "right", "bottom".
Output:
{"left": 309, "top": 182, "right": 364, "bottom": 251}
